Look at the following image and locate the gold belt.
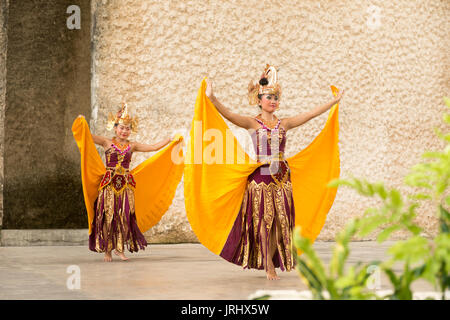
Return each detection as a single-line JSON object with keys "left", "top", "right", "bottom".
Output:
{"left": 258, "top": 152, "right": 285, "bottom": 165}
{"left": 106, "top": 165, "right": 129, "bottom": 176}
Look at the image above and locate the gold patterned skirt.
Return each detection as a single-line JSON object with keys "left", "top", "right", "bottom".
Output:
{"left": 88, "top": 177, "right": 147, "bottom": 253}
{"left": 220, "top": 162, "right": 295, "bottom": 271}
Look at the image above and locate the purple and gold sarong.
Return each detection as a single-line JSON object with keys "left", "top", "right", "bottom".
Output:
{"left": 220, "top": 120, "right": 295, "bottom": 271}
{"left": 89, "top": 145, "right": 147, "bottom": 253}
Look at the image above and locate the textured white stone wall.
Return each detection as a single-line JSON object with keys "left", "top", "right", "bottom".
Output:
{"left": 91, "top": 0, "right": 449, "bottom": 242}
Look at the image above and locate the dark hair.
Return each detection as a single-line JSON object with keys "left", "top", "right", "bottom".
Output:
{"left": 257, "top": 78, "right": 268, "bottom": 108}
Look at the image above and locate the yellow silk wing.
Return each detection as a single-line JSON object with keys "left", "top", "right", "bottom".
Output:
{"left": 185, "top": 80, "right": 341, "bottom": 256}
{"left": 72, "top": 117, "right": 184, "bottom": 235}
{"left": 184, "top": 79, "right": 262, "bottom": 255}
{"left": 72, "top": 117, "right": 106, "bottom": 235}
{"left": 286, "top": 86, "right": 340, "bottom": 243}
{"left": 131, "top": 134, "right": 184, "bottom": 233}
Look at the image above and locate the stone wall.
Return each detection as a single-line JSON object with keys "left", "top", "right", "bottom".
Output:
{"left": 0, "top": 0, "right": 8, "bottom": 229}
{"left": 91, "top": 0, "right": 449, "bottom": 242}
{"left": 2, "top": 1, "right": 91, "bottom": 229}
{"left": 1, "top": 1, "right": 448, "bottom": 244}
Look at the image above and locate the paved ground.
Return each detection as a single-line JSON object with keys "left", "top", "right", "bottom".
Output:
{"left": 0, "top": 242, "right": 437, "bottom": 300}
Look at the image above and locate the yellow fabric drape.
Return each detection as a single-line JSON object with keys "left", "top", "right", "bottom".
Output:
{"left": 72, "top": 117, "right": 105, "bottom": 235}
{"left": 132, "top": 134, "right": 184, "bottom": 233}
{"left": 184, "top": 79, "right": 262, "bottom": 255}
{"left": 184, "top": 79, "right": 340, "bottom": 255}
{"left": 72, "top": 117, "right": 184, "bottom": 234}
{"left": 286, "top": 85, "right": 340, "bottom": 242}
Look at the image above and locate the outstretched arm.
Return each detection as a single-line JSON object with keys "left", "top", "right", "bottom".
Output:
{"left": 206, "top": 79, "right": 256, "bottom": 130}
{"left": 91, "top": 134, "right": 110, "bottom": 149}
{"left": 77, "top": 115, "right": 111, "bottom": 148}
{"left": 281, "top": 89, "right": 344, "bottom": 131}
{"left": 132, "top": 137, "right": 171, "bottom": 153}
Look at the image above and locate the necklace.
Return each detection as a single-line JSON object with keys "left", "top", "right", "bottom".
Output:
{"left": 112, "top": 137, "right": 130, "bottom": 154}
{"left": 257, "top": 115, "right": 279, "bottom": 129}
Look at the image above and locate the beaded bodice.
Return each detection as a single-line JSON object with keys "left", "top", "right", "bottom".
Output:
{"left": 251, "top": 118, "right": 287, "bottom": 163}
{"left": 99, "top": 142, "right": 136, "bottom": 193}
{"left": 250, "top": 118, "right": 290, "bottom": 185}
{"left": 105, "top": 143, "right": 132, "bottom": 169}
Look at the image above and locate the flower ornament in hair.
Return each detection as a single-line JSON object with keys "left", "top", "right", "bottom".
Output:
{"left": 106, "top": 102, "right": 139, "bottom": 133}
{"left": 248, "top": 64, "right": 282, "bottom": 105}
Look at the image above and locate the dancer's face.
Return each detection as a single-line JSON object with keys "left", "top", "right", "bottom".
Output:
{"left": 259, "top": 94, "right": 279, "bottom": 113}
{"left": 115, "top": 124, "right": 131, "bottom": 140}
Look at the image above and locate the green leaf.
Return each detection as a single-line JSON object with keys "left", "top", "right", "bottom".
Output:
{"left": 439, "top": 220, "right": 449, "bottom": 233}
{"left": 327, "top": 178, "right": 342, "bottom": 188}
{"left": 365, "top": 183, "right": 375, "bottom": 196}
{"left": 439, "top": 204, "right": 450, "bottom": 221}
{"left": 373, "top": 182, "right": 388, "bottom": 199}
{"left": 387, "top": 236, "right": 430, "bottom": 263}
{"left": 377, "top": 225, "right": 402, "bottom": 243}
{"left": 294, "top": 227, "right": 327, "bottom": 283}
{"left": 406, "top": 225, "right": 422, "bottom": 235}
{"left": 384, "top": 268, "right": 399, "bottom": 286}
{"left": 438, "top": 206, "right": 449, "bottom": 233}
{"left": 296, "top": 259, "right": 323, "bottom": 292}
{"left": 353, "top": 178, "right": 363, "bottom": 189}
{"left": 434, "top": 128, "right": 447, "bottom": 141}
{"left": 408, "top": 193, "right": 432, "bottom": 200}
{"left": 389, "top": 189, "right": 403, "bottom": 208}
{"left": 444, "top": 133, "right": 450, "bottom": 142}
{"left": 443, "top": 96, "right": 450, "bottom": 108}
{"left": 443, "top": 114, "right": 450, "bottom": 124}
{"left": 436, "top": 180, "right": 448, "bottom": 195}
{"left": 422, "top": 151, "right": 444, "bottom": 159}
{"left": 358, "top": 215, "right": 386, "bottom": 237}
{"left": 327, "top": 178, "right": 355, "bottom": 189}
{"left": 412, "top": 264, "right": 426, "bottom": 279}
{"left": 325, "top": 279, "right": 339, "bottom": 299}
{"left": 330, "top": 242, "right": 348, "bottom": 277}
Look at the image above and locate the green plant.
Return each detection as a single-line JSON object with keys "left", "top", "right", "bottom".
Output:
{"left": 294, "top": 97, "right": 450, "bottom": 300}
{"left": 294, "top": 220, "right": 381, "bottom": 300}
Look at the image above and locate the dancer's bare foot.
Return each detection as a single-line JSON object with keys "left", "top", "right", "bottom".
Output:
{"left": 114, "top": 250, "right": 129, "bottom": 261}
{"left": 104, "top": 251, "right": 112, "bottom": 262}
{"left": 266, "top": 261, "right": 280, "bottom": 280}
{"left": 266, "top": 268, "right": 280, "bottom": 280}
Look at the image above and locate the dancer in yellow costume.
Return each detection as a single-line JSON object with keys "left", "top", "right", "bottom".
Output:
{"left": 72, "top": 103, "right": 184, "bottom": 262}
{"left": 184, "top": 65, "right": 344, "bottom": 279}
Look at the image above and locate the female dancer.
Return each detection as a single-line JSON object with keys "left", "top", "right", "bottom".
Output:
{"left": 204, "top": 65, "right": 344, "bottom": 279}
{"left": 74, "top": 103, "right": 179, "bottom": 262}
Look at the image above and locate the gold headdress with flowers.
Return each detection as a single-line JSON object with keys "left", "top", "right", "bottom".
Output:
{"left": 106, "top": 102, "right": 138, "bottom": 133}
{"left": 248, "top": 64, "right": 282, "bottom": 106}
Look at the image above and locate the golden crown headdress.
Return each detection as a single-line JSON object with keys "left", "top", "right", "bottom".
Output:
{"left": 248, "top": 64, "right": 282, "bottom": 106}
{"left": 106, "top": 102, "right": 138, "bottom": 133}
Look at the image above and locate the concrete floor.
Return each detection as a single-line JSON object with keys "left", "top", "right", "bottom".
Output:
{"left": 0, "top": 242, "right": 437, "bottom": 300}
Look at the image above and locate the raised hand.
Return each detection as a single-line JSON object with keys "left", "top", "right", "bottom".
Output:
{"left": 205, "top": 78, "right": 214, "bottom": 99}
{"left": 334, "top": 89, "right": 345, "bottom": 103}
